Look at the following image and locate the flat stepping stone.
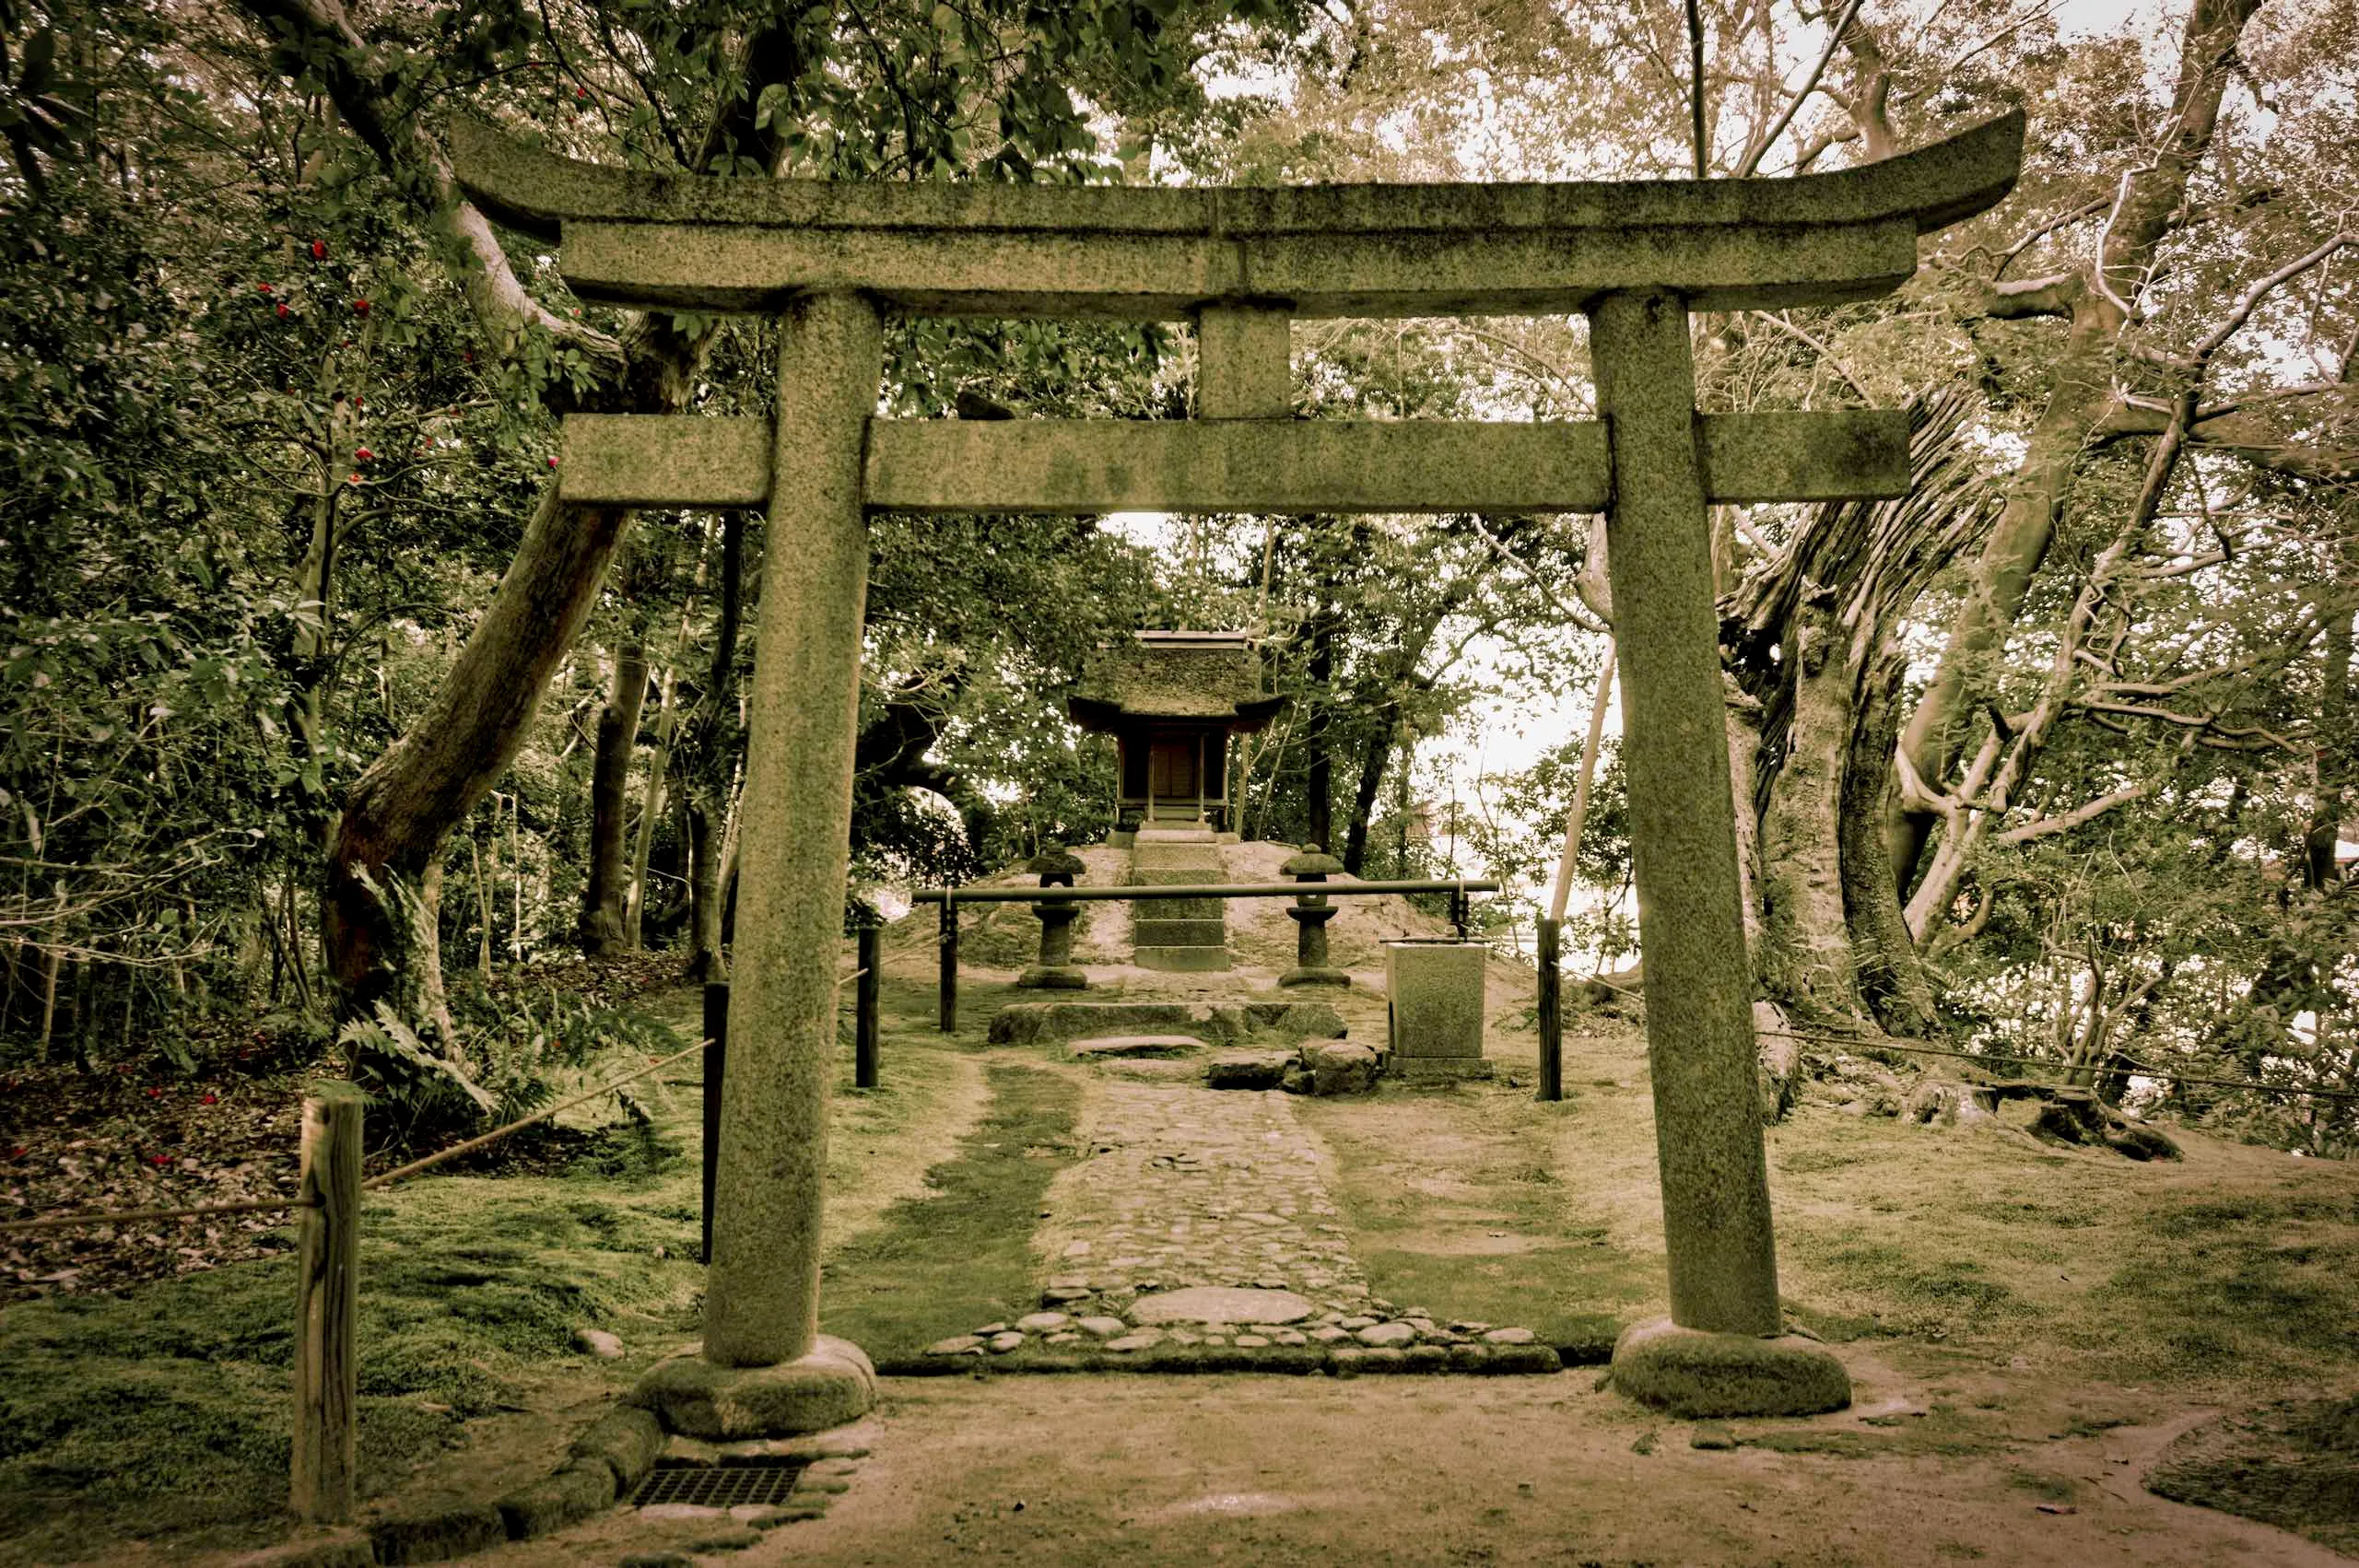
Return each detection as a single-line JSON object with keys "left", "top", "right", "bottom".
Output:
{"left": 1131, "top": 1285, "right": 1315, "bottom": 1326}
{"left": 1071, "top": 1036, "right": 1205, "bottom": 1059}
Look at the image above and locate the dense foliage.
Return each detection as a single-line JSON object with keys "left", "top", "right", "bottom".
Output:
{"left": 1, "top": 0, "right": 2353, "bottom": 1153}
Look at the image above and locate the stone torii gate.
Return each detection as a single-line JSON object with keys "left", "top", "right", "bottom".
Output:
{"left": 456, "top": 110, "right": 2023, "bottom": 1429}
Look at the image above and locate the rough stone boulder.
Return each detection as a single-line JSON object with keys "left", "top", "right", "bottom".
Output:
{"left": 1071, "top": 1036, "right": 1203, "bottom": 1059}
{"left": 991, "top": 998, "right": 1348, "bottom": 1047}
{"left": 1206, "top": 1048, "right": 1297, "bottom": 1090}
{"left": 992, "top": 1001, "right": 1226, "bottom": 1046}
{"left": 1291, "top": 1040, "right": 1378, "bottom": 1096}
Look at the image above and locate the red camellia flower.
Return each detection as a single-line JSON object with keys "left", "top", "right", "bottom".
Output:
{"left": 352, "top": 298, "right": 371, "bottom": 314}
{"left": 150, "top": 1154, "right": 171, "bottom": 1167}
{"left": 347, "top": 472, "right": 364, "bottom": 486}
{"left": 8, "top": 1146, "right": 26, "bottom": 1160}
{"left": 145, "top": 1087, "right": 160, "bottom": 1098}
{"left": 546, "top": 456, "right": 560, "bottom": 468}
{"left": 201, "top": 1094, "right": 217, "bottom": 1105}
{"left": 276, "top": 303, "right": 289, "bottom": 319}
{"left": 257, "top": 281, "right": 273, "bottom": 293}
{"left": 311, "top": 240, "right": 327, "bottom": 260}
{"left": 355, "top": 447, "right": 374, "bottom": 462}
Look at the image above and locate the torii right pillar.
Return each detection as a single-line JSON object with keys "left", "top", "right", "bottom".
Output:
{"left": 1591, "top": 289, "right": 1850, "bottom": 1417}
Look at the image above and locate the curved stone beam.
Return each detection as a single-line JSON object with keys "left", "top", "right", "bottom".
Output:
{"left": 451, "top": 112, "right": 2024, "bottom": 319}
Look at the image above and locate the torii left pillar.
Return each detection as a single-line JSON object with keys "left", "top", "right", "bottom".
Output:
{"left": 634, "top": 291, "right": 882, "bottom": 1436}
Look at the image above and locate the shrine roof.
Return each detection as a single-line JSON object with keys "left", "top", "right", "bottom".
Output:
{"left": 1067, "top": 632, "right": 1284, "bottom": 733}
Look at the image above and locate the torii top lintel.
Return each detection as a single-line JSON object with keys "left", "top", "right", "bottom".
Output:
{"left": 452, "top": 111, "right": 2023, "bottom": 321}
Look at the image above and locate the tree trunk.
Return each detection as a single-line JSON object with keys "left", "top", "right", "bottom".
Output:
{"left": 1840, "top": 652, "right": 1940, "bottom": 1035}
{"left": 412, "top": 856, "right": 455, "bottom": 1045}
{"left": 270, "top": 0, "right": 812, "bottom": 1018}
{"left": 1755, "top": 594, "right": 1867, "bottom": 1019}
{"left": 683, "top": 513, "right": 747, "bottom": 979}
{"left": 581, "top": 643, "right": 649, "bottom": 955}
{"left": 1305, "top": 607, "right": 1334, "bottom": 850}
{"left": 2306, "top": 540, "right": 2353, "bottom": 891}
{"left": 628, "top": 662, "right": 680, "bottom": 946}
{"left": 1342, "top": 711, "right": 1399, "bottom": 876}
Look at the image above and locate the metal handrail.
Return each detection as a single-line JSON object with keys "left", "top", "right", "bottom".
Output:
{"left": 911, "top": 877, "right": 1498, "bottom": 905}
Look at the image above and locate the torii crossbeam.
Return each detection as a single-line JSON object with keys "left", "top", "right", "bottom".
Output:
{"left": 456, "top": 110, "right": 2023, "bottom": 1428}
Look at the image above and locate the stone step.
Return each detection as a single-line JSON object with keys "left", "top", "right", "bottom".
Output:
{"left": 1132, "top": 845, "right": 1225, "bottom": 872}
{"left": 1133, "top": 867, "right": 1227, "bottom": 887}
{"left": 1145, "top": 895, "right": 1224, "bottom": 920}
{"left": 1133, "top": 826, "right": 1217, "bottom": 844}
{"left": 1133, "top": 917, "right": 1226, "bottom": 948}
{"left": 1133, "top": 945, "right": 1233, "bottom": 973}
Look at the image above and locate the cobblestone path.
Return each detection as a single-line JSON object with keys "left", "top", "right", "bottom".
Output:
{"left": 1050, "top": 1080, "right": 1371, "bottom": 1304}
{"left": 921, "top": 1076, "right": 1557, "bottom": 1372}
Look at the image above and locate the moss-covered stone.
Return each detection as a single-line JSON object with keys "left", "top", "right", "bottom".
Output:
{"left": 568, "top": 1407, "right": 666, "bottom": 1492}
{"left": 495, "top": 1458, "right": 616, "bottom": 1539}
{"left": 367, "top": 1501, "right": 507, "bottom": 1564}
{"left": 631, "top": 1337, "right": 876, "bottom": 1439}
{"left": 1609, "top": 1318, "right": 1850, "bottom": 1418}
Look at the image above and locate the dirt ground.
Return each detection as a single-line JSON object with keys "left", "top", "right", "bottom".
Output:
{"left": 486, "top": 1370, "right": 2353, "bottom": 1568}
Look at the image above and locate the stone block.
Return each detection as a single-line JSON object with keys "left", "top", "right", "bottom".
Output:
{"left": 1135, "top": 944, "right": 1232, "bottom": 972}
{"left": 569, "top": 1406, "right": 667, "bottom": 1492}
{"left": 989, "top": 1001, "right": 1230, "bottom": 1044}
{"left": 1279, "top": 966, "right": 1351, "bottom": 988}
{"left": 496, "top": 1459, "right": 616, "bottom": 1539}
{"left": 1390, "top": 1056, "right": 1496, "bottom": 1082}
{"left": 1384, "top": 941, "right": 1487, "bottom": 1061}
{"left": 1609, "top": 1318, "right": 1850, "bottom": 1418}
{"left": 1206, "top": 1049, "right": 1296, "bottom": 1090}
{"left": 1133, "top": 1286, "right": 1316, "bottom": 1325}
{"left": 1302, "top": 1040, "right": 1379, "bottom": 1095}
{"left": 1133, "top": 845, "right": 1225, "bottom": 871}
{"left": 368, "top": 1504, "right": 508, "bottom": 1565}
{"left": 1155, "top": 895, "right": 1225, "bottom": 919}
{"left": 1133, "top": 917, "right": 1226, "bottom": 947}
{"left": 631, "top": 1338, "right": 877, "bottom": 1439}
{"left": 1071, "top": 1035, "right": 1203, "bottom": 1059}
{"left": 1133, "top": 866, "right": 1221, "bottom": 886}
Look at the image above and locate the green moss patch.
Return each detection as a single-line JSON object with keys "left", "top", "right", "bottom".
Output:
{"left": 820, "top": 1064, "right": 1080, "bottom": 1365}
{"left": 1304, "top": 1088, "right": 1653, "bottom": 1357}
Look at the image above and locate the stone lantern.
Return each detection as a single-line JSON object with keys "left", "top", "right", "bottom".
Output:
{"left": 1279, "top": 845, "right": 1349, "bottom": 988}
{"left": 1016, "top": 842, "right": 1088, "bottom": 990}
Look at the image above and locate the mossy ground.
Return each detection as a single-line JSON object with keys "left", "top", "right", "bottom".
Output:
{"left": 12, "top": 939, "right": 2359, "bottom": 1565}
{"left": 0, "top": 967, "right": 976, "bottom": 1565}
{"left": 820, "top": 1064, "right": 1081, "bottom": 1363}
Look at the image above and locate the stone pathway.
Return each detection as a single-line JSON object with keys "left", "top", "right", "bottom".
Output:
{"left": 923, "top": 1079, "right": 1555, "bottom": 1374}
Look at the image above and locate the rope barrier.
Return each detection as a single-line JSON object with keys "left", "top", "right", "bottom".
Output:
{"left": 5, "top": 1038, "right": 714, "bottom": 1234}
{"left": 361, "top": 1038, "right": 707, "bottom": 1190}
{"left": 0, "top": 1195, "right": 320, "bottom": 1235}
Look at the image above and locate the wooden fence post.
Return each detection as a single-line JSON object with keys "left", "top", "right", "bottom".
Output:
{"left": 1536, "top": 917, "right": 1563, "bottom": 1103}
{"left": 855, "top": 926, "right": 881, "bottom": 1088}
{"left": 937, "top": 897, "right": 958, "bottom": 1034}
{"left": 291, "top": 1082, "right": 364, "bottom": 1524}
{"left": 701, "top": 979, "right": 728, "bottom": 1266}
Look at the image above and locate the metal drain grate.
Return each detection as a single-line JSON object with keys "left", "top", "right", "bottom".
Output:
{"left": 632, "top": 1457, "right": 808, "bottom": 1509}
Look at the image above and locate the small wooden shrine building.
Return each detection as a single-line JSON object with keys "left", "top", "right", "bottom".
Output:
{"left": 1066, "top": 630, "right": 1283, "bottom": 833}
